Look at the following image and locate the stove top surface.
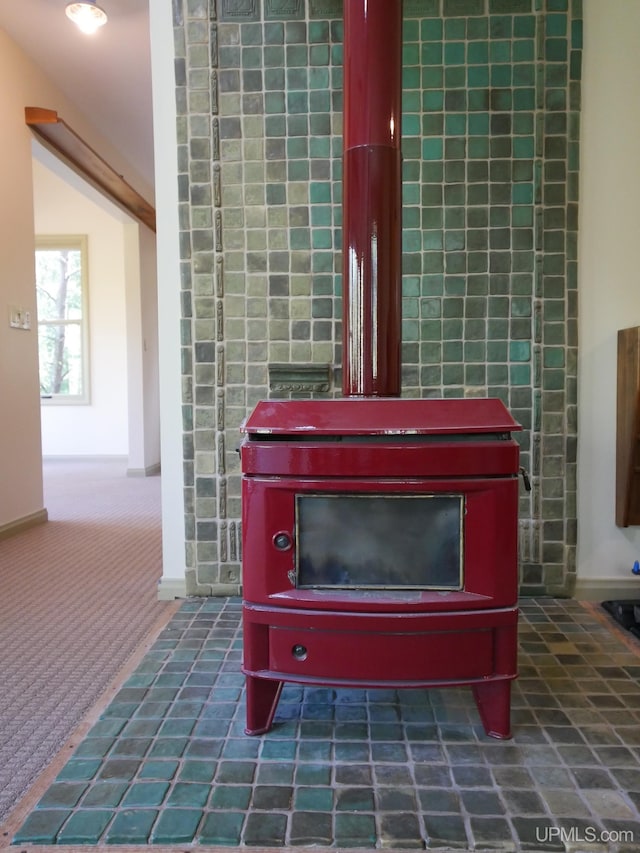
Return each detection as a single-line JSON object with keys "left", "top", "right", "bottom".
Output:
{"left": 242, "top": 397, "right": 522, "bottom": 437}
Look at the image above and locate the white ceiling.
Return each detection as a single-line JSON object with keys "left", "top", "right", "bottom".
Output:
{"left": 0, "top": 0, "right": 155, "bottom": 190}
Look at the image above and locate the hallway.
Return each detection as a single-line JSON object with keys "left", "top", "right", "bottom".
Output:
{"left": 0, "top": 460, "right": 174, "bottom": 825}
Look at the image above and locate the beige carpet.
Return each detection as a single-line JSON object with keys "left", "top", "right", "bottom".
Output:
{"left": 0, "top": 459, "right": 174, "bottom": 824}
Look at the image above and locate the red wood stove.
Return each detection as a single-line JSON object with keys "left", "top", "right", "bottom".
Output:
{"left": 240, "top": 397, "right": 522, "bottom": 739}
{"left": 240, "top": 0, "right": 523, "bottom": 740}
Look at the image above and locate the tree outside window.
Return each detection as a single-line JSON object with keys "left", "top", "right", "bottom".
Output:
{"left": 35, "top": 236, "right": 90, "bottom": 404}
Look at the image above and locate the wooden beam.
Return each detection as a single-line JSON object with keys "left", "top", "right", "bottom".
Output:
{"left": 25, "top": 106, "right": 156, "bottom": 233}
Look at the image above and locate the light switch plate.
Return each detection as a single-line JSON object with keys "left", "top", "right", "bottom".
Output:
{"left": 9, "top": 305, "right": 31, "bottom": 330}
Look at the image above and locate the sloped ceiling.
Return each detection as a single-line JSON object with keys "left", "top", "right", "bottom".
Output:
{"left": 0, "top": 0, "right": 154, "bottom": 190}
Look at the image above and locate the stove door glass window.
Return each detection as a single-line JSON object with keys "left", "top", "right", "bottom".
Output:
{"left": 295, "top": 494, "right": 463, "bottom": 590}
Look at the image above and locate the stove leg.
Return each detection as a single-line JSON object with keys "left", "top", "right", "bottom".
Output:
{"left": 244, "top": 676, "right": 283, "bottom": 736}
{"left": 472, "top": 680, "right": 512, "bottom": 739}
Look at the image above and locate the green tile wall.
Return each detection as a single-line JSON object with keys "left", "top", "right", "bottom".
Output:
{"left": 173, "top": 0, "right": 582, "bottom": 596}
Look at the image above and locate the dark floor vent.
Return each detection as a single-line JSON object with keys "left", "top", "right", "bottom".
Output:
{"left": 601, "top": 599, "right": 640, "bottom": 639}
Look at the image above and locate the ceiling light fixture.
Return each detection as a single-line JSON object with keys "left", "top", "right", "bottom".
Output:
{"left": 65, "top": 1, "right": 108, "bottom": 34}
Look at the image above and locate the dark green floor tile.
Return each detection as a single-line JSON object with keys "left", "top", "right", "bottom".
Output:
{"left": 155, "top": 673, "right": 186, "bottom": 688}
{"left": 121, "top": 781, "right": 170, "bottom": 806}
{"left": 209, "top": 784, "right": 252, "bottom": 809}
{"left": 199, "top": 810, "right": 245, "bottom": 844}
{"left": 123, "top": 673, "right": 156, "bottom": 688}
{"left": 86, "top": 719, "right": 126, "bottom": 738}
{"left": 334, "top": 812, "right": 377, "bottom": 847}
{"left": 423, "top": 814, "right": 470, "bottom": 848}
{"left": 370, "top": 722, "right": 405, "bottom": 740}
{"left": 462, "top": 789, "right": 506, "bottom": 815}
{"left": 252, "top": 784, "right": 293, "bottom": 809}
{"left": 371, "top": 741, "right": 408, "bottom": 761}
{"left": 36, "top": 782, "right": 87, "bottom": 808}
{"left": 299, "top": 721, "right": 334, "bottom": 738}
{"left": 378, "top": 787, "right": 418, "bottom": 811}
{"left": 137, "top": 701, "right": 172, "bottom": 718}
{"left": 375, "top": 765, "right": 414, "bottom": 786}
{"left": 256, "top": 761, "right": 295, "bottom": 784}
{"left": 12, "top": 809, "right": 70, "bottom": 843}
{"left": 379, "top": 812, "right": 423, "bottom": 845}
{"left": 122, "top": 718, "right": 162, "bottom": 737}
{"left": 56, "top": 809, "right": 112, "bottom": 843}
{"left": 73, "top": 737, "right": 116, "bottom": 758}
{"left": 111, "top": 737, "right": 153, "bottom": 757}
{"left": 290, "top": 811, "right": 333, "bottom": 845}
{"left": 56, "top": 759, "right": 102, "bottom": 781}
{"left": 102, "top": 702, "right": 140, "bottom": 718}
{"left": 260, "top": 739, "right": 297, "bottom": 760}
{"left": 571, "top": 767, "right": 616, "bottom": 788}
{"left": 178, "top": 759, "right": 218, "bottom": 782}
{"left": 470, "top": 816, "right": 516, "bottom": 847}
{"left": 113, "top": 687, "right": 148, "bottom": 702}
{"left": 451, "top": 764, "right": 493, "bottom": 787}
{"left": 167, "top": 781, "right": 210, "bottom": 807}
{"left": 146, "top": 687, "right": 180, "bottom": 702}
{"left": 418, "top": 787, "right": 461, "bottom": 812}
{"left": 151, "top": 808, "right": 203, "bottom": 843}
{"left": 98, "top": 758, "right": 141, "bottom": 780}
{"left": 335, "top": 764, "right": 372, "bottom": 785}
{"left": 335, "top": 722, "right": 368, "bottom": 740}
{"left": 104, "top": 808, "right": 158, "bottom": 844}
{"left": 159, "top": 717, "right": 197, "bottom": 737}
{"left": 295, "top": 762, "right": 332, "bottom": 786}
{"left": 147, "top": 736, "right": 188, "bottom": 757}
{"left": 298, "top": 740, "right": 332, "bottom": 761}
{"left": 294, "top": 785, "right": 334, "bottom": 811}
{"left": 216, "top": 760, "right": 257, "bottom": 783}
{"left": 81, "top": 781, "right": 128, "bottom": 807}
{"left": 336, "top": 787, "right": 376, "bottom": 811}
{"left": 334, "top": 741, "right": 370, "bottom": 762}
{"left": 194, "top": 718, "right": 232, "bottom": 738}
{"left": 271, "top": 720, "right": 299, "bottom": 737}
{"left": 210, "top": 686, "right": 242, "bottom": 701}
{"left": 222, "top": 737, "right": 262, "bottom": 758}
{"left": 335, "top": 705, "right": 368, "bottom": 722}
{"left": 405, "top": 723, "right": 439, "bottom": 741}
{"left": 411, "top": 743, "right": 448, "bottom": 762}
{"left": 179, "top": 685, "right": 211, "bottom": 700}
{"left": 243, "top": 811, "right": 288, "bottom": 845}
{"left": 137, "top": 759, "right": 180, "bottom": 780}
{"left": 185, "top": 738, "right": 225, "bottom": 758}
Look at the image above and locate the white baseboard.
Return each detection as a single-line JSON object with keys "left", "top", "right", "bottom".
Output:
{"left": 573, "top": 578, "right": 640, "bottom": 601}
{"left": 127, "top": 463, "right": 161, "bottom": 478}
{"left": 157, "top": 577, "right": 188, "bottom": 600}
{"left": 43, "top": 455, "right": 128, "bottom": 463}
{"left": 0, "top": 508, "right": 48, "bottom": 540}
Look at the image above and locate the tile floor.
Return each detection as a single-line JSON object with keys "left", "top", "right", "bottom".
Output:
{"left": 12, "top": 597, "right": 640, "bottom": 850}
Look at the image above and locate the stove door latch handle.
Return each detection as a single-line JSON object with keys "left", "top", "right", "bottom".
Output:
{"left": 519, "top": 466, "right": 532, "bottom": 492}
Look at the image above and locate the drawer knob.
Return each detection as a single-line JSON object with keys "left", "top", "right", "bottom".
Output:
{"left": 292, "top": 644, "right": 307, "bottom": 661}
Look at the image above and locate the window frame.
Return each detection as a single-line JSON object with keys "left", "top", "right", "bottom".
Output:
{"left": 35, "top": 235, "right": 90, "bottom": 405}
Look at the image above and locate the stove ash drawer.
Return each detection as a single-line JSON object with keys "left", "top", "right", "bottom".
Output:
{"left": 267, "top": 625, "right": 495, "bottom": 683}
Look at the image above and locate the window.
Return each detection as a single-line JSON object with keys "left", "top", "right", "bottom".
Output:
{"left": 35, "top": 236, "right": 89, "bottom": 404}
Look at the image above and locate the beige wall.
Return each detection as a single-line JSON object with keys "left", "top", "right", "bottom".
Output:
{"left": 0, "top": 30, "right": 49, "bottom": 529}
{"left": 0, "top": 26, "right": 156, "bottom": 532}
{"left": 576, "top": 0, "right": 640, "bottom": 597}
{"left": 33, "top": 156, "right": 129, "bottom": 457}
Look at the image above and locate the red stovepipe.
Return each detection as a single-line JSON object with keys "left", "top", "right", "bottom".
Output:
{"left": 341, "top": 0, "right": 403, "bottom": 397}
